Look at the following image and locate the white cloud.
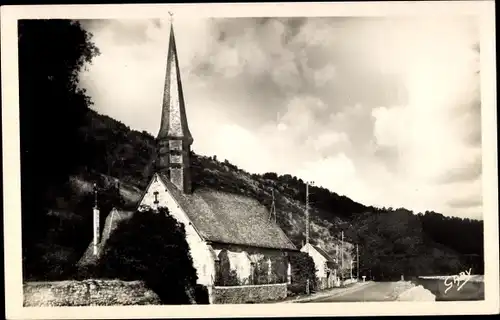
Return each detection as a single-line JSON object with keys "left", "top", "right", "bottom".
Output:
{"left": 296, "top": 154, "right": 357, "bottom": 190}
{"left": 307, "top": 131, "right": 349, "bottom": 151}
{"left": 80, "top": 17, "right": 482, "bottom": 219}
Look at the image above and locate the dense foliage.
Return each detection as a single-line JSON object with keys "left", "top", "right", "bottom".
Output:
{"left": 288, "top": 252, "right": 318, "bottom": 294}
{"left": 96, "top": 207, "right": 200, "bottom": 304}
{"left": 18, "top": 19, "right": 100, "bottom": 278}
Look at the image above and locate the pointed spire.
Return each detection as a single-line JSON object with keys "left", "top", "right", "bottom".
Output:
{"left": 155, "top": 17, "right": 193, "bottom": 194}
{"left": 157, "top": 19, "right": 193, "bottom": 144}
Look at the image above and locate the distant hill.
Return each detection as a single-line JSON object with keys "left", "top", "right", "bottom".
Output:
{"left": 25, "top": 108, "right": 484, "bottom": 281}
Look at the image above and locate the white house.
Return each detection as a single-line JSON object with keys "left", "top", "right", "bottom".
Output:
{"left": 301, "top": 243, "right": 339, "bottom": 290}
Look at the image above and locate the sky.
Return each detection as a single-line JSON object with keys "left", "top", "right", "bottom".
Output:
{"left": 79, "top": 16, "right": 482, "bottom": 220}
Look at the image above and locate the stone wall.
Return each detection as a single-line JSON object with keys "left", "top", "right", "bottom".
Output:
{"left": 24, "top": 280, "right": 162, "bottom": 306}
{"left": 211, "top": 283, "right": 287, "bottom": 304}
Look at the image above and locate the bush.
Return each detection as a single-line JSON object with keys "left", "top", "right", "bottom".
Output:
{"left": 215, "top": 250, "right": 240, "bottom": 286}
{"left": 96, "top": 207, "right": 198, "bottom": 304}
{"left": 194, "top": 284, "right": 210, "bottom": 304}
{"left": 287, "top": 283, "right": 305, "bottom": 296}
{"left": 289, "top": 252, "right": 318, "bottom": 292}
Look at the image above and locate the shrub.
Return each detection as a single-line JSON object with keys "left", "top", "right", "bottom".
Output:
{"left": 194, "top": 284, "right": 210, "bottom": 304}
{"left": 215, "top": 250, "right": 240, "bottom": 286}
{"left": 96, "top": 207, "right": 198, "bottom": 304}
{"left": 287, "top": 283, "right": 305, "bottom": 296}
{"left": 289, "top": 252, "right": 318, "bottom": 293}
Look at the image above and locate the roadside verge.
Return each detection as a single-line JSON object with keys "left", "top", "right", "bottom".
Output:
{"left": 279, "top": 281, "right": 374, "bottom": 303}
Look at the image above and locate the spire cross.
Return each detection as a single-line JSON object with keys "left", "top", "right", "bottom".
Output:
{"left": 168, "top": 11, "right": 174, "bottom": 23}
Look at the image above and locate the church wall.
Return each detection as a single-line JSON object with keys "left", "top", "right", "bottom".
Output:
{"left": 212, "top": 243, "right": 291, "bottom": 286}
{"left": 139, "top": 175, "right": 216, "bottom": 287}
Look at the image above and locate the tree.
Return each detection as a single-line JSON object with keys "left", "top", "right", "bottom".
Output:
{"left": 289, "top": 252, "right": 317, "bottom": 294}
{"left": 18, "top": 19, "right": 100, "bottom": 278}
{"left": 262, "top": 172, "right": 279, "bottom": 180}
{"left": 96, "top": 207, "right": 200, "bottom": 304}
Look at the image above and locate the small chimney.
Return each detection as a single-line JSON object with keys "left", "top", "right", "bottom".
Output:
{"left": 93, "top": 183, "right": 100, "bottom": 256}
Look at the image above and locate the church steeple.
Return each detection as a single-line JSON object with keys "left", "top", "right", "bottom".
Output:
{"left": 156, "top": 19, "right": 193, "bottom": 194}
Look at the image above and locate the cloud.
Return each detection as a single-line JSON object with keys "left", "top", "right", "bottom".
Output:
{"left": 80, "top": 16, "right": 482, "bottom": 219}
{"left": 448, "top": 197, "right": 482, "bottom": 209}
{"left": 436, "top": 155, "right": 482, "bottom": 184}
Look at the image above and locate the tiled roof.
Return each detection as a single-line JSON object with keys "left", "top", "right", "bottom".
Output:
{"left": 77, "top": 209, "right": 135, "bottom": 267}
{"left": 158, "top": 174, "right": 297, "bottom": 251}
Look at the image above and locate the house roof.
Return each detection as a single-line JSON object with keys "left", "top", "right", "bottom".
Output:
{"left": 302, "top": 243, "right": 336, "bottom": 263}
{"left": 313, "top": 245, "right": 336, "bottom": 263}
{"left": 157, "top": 173, "right": 297, "bottom": 251}
{"left": 77, "top": 209, "right": 135, "bottom": 267}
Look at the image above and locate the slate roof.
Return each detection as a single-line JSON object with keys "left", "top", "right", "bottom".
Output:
{"left": 77, "top": 209, "right": 134, "bottom": 267}
{"left": 157, "top": 173, "right": 297, "bottom": 251}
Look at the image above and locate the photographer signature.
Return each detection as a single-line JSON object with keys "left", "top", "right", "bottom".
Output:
{"left": 444, "top": 268, "right": 472, "bottom": 294}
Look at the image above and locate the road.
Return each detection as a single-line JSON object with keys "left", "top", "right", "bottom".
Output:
{"left": 303, "top": 282, "right": 401, "bottom": 302}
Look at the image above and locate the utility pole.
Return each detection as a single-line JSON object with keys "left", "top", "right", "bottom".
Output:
{"left": 270, "top": 189, "right": 276, "bottom": 223}
{"left": 305, "top": 182, "right": 310, "bottom": 245}
{"left": 350, "top": 260, "right": 353, "bottom": 279}
{"left": 92, "top": 183, "right": 100, "bottom": 256}
{"left": 356, "top": 244, "right": 359, "bottom": 280}
{"left": 341, "top": 231, "right": 344, "bottom": 280}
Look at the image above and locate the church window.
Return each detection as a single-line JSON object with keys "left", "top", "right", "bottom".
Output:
{"left": 169, "top": 140, "right": 182, "bottom": 151}
{"left": 153, "top": 191, "right": 159, "bottom": 206}
{"left": 170, "top": 155, "right": 182, "bottom": 164}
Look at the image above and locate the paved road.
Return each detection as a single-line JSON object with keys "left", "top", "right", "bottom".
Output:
{"left": 305, "top": 282, "right": 401, "bottom": 302}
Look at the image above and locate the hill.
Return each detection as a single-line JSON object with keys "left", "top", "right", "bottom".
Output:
{"left": 23, "top": 108, "right": 484, "bottom": 281}
{"left": 18, "top": 19, "right": 483, "bottom": 283}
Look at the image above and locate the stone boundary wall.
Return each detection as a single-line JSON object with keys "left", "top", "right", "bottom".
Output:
{"left": 24, "top": 279, "right": 162, "bottom": 306}
{"left": 211, "top": 283, "right": 287, "bottom": 304}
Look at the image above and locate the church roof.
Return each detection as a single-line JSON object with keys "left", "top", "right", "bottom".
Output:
{"left": 77, "top": 209, "right": 135, "bottom": 267}
{"left": 157, "top": 173, "right": 297, "bottom": 251}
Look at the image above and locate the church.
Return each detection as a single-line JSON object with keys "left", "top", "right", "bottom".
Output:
{"left": 79, "top": 21, "right": 297, "bottom": 292}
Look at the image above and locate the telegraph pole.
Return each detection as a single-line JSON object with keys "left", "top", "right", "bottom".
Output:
{"left": 341, "top": 231, "right": 344, "bottom": 280}
{"left": 305, "top": 183, "right": 311, "bottom": 297}
{"left": 270, "top": 189, "right": 276, "bottom": 223}
{"left": 92, "top": 183, "right": 100, "bottom": 256}
{"left": 305, "top": 182, "right": 310, "bottom": 245}
{"left": 356, "top": 244, "right": 360, "bottom": 280}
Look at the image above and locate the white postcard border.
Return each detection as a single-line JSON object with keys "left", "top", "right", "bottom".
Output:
{"left": 2, "top": 2, "right": 498, "bottom": 319}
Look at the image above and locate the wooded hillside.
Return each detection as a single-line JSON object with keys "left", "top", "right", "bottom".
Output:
{"left": 19, "top": 19, "right": 484, "bottom": 283}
